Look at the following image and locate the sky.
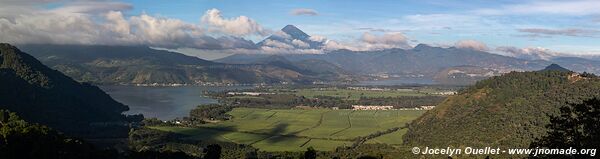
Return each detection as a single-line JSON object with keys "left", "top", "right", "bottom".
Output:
{"left": 1, "top": 0, "right": 600, "bottom": 60}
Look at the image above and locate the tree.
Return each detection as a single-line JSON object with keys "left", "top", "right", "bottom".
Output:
{"left": 530, "top": 98, "right": 600, "bottom": 159}
{"left": 204, "top": 144, "right": 221, "bottom": 159}
{"left": 304, "top": 147, "right": 317, "bottom": 159}
{"left": 0, "top": 110, "right": 111, "bottom": 159}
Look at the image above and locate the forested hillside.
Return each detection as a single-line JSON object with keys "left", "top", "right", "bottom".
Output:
{"left": 0, "top": 43, "right": 131, "bottom": 138}
{"left": 403, "top": 70, "right": 600, "bottom": 150}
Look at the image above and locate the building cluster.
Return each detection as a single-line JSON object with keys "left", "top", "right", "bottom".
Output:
{"left": 227, "top": 92, "right": 274, "bottom": 96}
{"left": 419, "top": 105, "right": 436, "bottom": 110}
{"left": 431, "top": 91, "right": 457, "bottom": 95}
{"left": 352, "top": 105, "right": 437, "bottom": 110}
{"left": 352, "top": 105, "right": 395, "bottom": 110}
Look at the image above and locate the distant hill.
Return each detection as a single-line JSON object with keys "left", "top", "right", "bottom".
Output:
{"left": 218, "top": 44, "right": 553, "bottom": 84}
{"left": 433, "top": 65, "right": 501, "bottom": 85}
{"left": 543, "top": 57, "right": 600, "bottom": 74}
{"left": 19, "top": 44, "right": 351, "bottom": 85}
{"left": 541, "top": 63, "right": 571, "bottom": 72}
{"left": 403, "top": 70, "right": 600, "bottom": 151}
{"left": 217, "top": 54, "right": 354, "bottom": 80}
{"left": 0, "top": 43, "right": 130, "bottom": 138}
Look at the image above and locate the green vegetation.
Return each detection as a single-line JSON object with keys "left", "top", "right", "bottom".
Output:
{"left": 530, "top": 98, "right": 600, "bottom": 159}
{"left": 0, "top": 43, "right": 133, "bottom": 138}
{"left": 153, "top": 108, "right": 425, "bottom": 152}
{"left": 404, "top": 70, "right": 600, "bottom": 158}
{"left": 0, "top": 110, "right": 109, "bottom": 159}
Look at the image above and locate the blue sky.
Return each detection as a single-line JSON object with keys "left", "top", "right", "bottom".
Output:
{"left": 2, "top": 0, "right": 600, "bottom": 57}
{"left": 117, "top": 0, "right": 600, "bottom": 54}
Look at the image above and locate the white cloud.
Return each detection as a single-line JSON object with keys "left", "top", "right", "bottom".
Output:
{"left": 262, "top": 39, "right": 295, "bottom": 49}
{"left": 455, "top": 40, "right": 489, "bottom": 51}
{"left": 517, "top": 28, "right": 599, "bottom": 38}
{"left": 320, "top": 32, "right": 411, "bottom": 51}
{"left": 359, "top": 32, "right": 411, "bottom": 50}
{"left": 309, "top": 35, "right": 327, "bottom": 42}
{"left": 272, "top": 30, "right": 292, "bottom": 39}
{"left": 291, "top": 39, "right": 309, "bottom": 48}
{"left": 495, "top": 46, "right": 558, "bottom": 60}
{"left": 50, "top": 1, "right": 133, "bottom": 14}
{"left": 201, "top": 8, "right": 268, "bottom": 36}
{"left": 0, "top": 3, "right": 258, "bottom": 49}
{"left": 290, "top": 8, "right": 318, "bottom": 16}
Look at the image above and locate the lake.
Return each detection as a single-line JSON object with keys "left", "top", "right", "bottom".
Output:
{"left": 100, "top": 85, "right": 251, "bottom": 120}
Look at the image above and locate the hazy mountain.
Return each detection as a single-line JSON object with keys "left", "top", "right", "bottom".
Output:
{"left": 219, "top": 44, "right": 551, "bottom": 81}
{"left": 0, "top": 43, "right": 130, "bottom": 138}
{"left": 549, "top": 57, "right": 600, "bottom": 73}
{"left": 433, "top": 65, "right": 501, "bottom": 85}
{"left": 18, "top": 44, "right": 349, "bottom": 85}
{"left": 404, "top": 70, "right": 600, "bottom": 151}
{"left": 257, "top": 25, "right": 324, "bottom": 49}
{"left": 217, "top": 54, "right": 354, "bottom": 81}
{"left": 219, "top": 42, "right": 600, "bottom": 85}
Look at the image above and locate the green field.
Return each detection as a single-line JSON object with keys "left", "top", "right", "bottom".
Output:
{"left": 153, "top": 108, "right": 425, "bottom": 151}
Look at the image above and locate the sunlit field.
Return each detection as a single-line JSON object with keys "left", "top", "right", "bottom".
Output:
{"left": 153, "top": 108, "right": 426, "bottom": 151}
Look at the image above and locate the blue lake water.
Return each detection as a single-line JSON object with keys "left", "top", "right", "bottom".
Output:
{"left": 100, "top": 85, "right": 251, "bottom": 120}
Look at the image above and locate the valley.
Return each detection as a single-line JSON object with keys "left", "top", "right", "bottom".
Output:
{"left": 152, "top": 108, "right": 425, "bottom": 151}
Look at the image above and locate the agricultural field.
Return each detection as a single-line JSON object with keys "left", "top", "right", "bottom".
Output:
{"left": 153, "top": 108, "right": 425, "bottom": 151}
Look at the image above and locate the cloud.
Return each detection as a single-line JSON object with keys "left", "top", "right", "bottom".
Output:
{"left": 50, "top": 1, "right": 133, "bottom": 14}
{"left": 321, "top": 32, "right": 411, "bottom": 51}
{"left": 356, "top": 27, "right": 394, "bottom": 32}
{"left": 475, "top": 0, "right": 600, "bottom": 16}
{"left": 262, "top": 39, "right": 295, "bottom": 49}
{"left": 517, "top": 28, "right": 599, "bottom": 38}
{"left": 362, "top": 32, "right": 409, "bottom": 46}
{"left": 291, "top": 39, "right": 309, "bottom": 48}
{"left": 0, "top": 3, "right": 259, "bottom": 49}
{"left": 495, "top": 46, "right": 558, "bottom": 60}
{"left": 308, "top": 35, "right": 327, "bottom": 43}
{"left": 455, "top": 40, "right": 489, "bottom": 51}
{"left": 201, "top": 8, "right": 269, "bottom": 36}
{"left": 290, "top": 8, "right": 318, "bottom": 16}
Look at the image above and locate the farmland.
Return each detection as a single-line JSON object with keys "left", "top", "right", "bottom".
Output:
{"left": 152, "top": 108, "right": 426, "bottom": 151}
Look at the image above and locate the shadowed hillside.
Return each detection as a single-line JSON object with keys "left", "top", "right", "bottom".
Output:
{"left": 0, "top": 43, "right": 130, "bottom": 138}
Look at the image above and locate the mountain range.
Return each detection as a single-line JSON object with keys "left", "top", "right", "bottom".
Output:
{"left": 14, "top": 25, "right": 600, "bottom": 85}
{"left": 18, "top": 44, "right": 352, "bottom": 85}
{"left": 218, "top": 25, "right": 600, "bottom": 85}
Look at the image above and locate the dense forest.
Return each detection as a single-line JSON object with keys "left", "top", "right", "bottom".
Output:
{"left": 0, "top": 44, "right": 135, "bottom": 138}
{"left": 403, "top": 70, "right": 600, "bottom": 158}
{"left": 529, "top": 98, "right": 600, "bottom": 159}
